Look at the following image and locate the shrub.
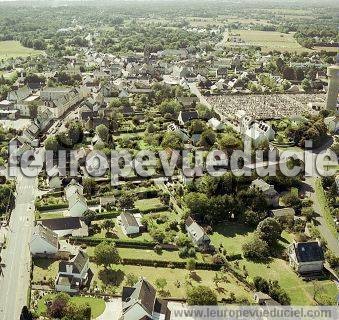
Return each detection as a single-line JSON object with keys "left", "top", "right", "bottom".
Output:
{"left": 242, "top": 235, "right": 269, "bottom": 261}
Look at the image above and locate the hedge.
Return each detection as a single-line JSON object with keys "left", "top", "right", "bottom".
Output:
{"left": 120, "top": 258, "right": 225, "bottom": 271}
{"left": 70, "top": 236, "right": 156, "bottom": 248}
{"left": 93, "top": 211, "right": 121, "bottom": 220}
{"left": 36, "top": 203, "right": 68, "bottom": 211}
{"left": 88, "top": 199, "right": 100, "bottom": 205}
{"left": 139, "top": 206, "right": 169, "bottom": 214}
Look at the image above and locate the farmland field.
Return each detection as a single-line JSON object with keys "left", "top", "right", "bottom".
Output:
{"left": 234, "top": 30, "right": 310, "bottom": 53}
{"left": 0, "top": 40, "right": 42, "bottom": 59}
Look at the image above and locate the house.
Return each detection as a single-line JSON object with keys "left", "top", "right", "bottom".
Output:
{"left": 30, "top": 224, "right": 59, "bottom": 256}
{"left": 68, "top": 191, "right": 88, "bottom": 217}
{"left": 245, "top": 121, "right": 275, "bottom": 146}
{"left": 65, "top": 180, "right": 87, "bottom": 217}
{"left": 100, "top": 195, "right": 116, "bottom": 212}
{"left": 288, "top": 241, "right": 325, "bottom": 274}
{"left": 270, "top": 207, "right": 295, "bottom": 220}
{"left": 251, "top": 178, "right": 279, "bottom": 207}
{"left": 177, "top": 96, "right": 199, "bottom": 109}
{"left": 167, "top": 123, "right": 190, "bottom": 142}
{"left": 253, "top": 292, "right": 281, "bottom": 306}
{"left": 40, "top": 87, "right": 82, "bottom": 119}
{"left": 216, "top": 67, "right": 228, "bottom": 79}
{"left": 185, "top": 216, "right": 210, "bottom": 248}
{"left": 7, "top": 85, "right": 32, "bottom": 103}
{"left": 118, "top": 212, "right": 144, "bottom": 236}
{"left": 207, "top": 118, "right": 224, "bottom": 131}
{"left": 39, "top": 217, "right": 88, "bottom": 237}
{"left": 65, "top": 179, "right": 84, "bottom": 199}
{"left": 178, "top": 110, "right": 199, "bottom": 126}
{"left": 47, "top": 166, "right": 63, "bottom": 189}
{"left": 85, "top": 151, "right": 109, "bottom": 176}
{"left": 121, "top": 278, "right": 171, "bottom": 320}
{"left": 55, "top": 251, "right": 90, "bottom": 293}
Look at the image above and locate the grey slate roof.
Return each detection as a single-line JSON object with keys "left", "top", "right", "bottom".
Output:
{"left": 121, "top": 212, "right": 139, "bottom": 228}
{"left": 294, "top": 241, "right": 325, "bottom": 263}
{"left": 39, "top": 217, "right": 82, "bottom": 231}
{"left": 59, "top": 250, "right": 88, "bottom": 274}
{"left": 34, "top": 224, "right": 58, "bottom": 248}
{"left": 122, "top": 279, "right": 156, "bottom": 315}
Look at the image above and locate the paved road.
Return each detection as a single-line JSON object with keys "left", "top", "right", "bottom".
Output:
{"left": 0, "top": 168, "right": 39, "bottom": 319}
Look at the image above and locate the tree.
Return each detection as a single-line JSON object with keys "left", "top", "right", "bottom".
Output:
{"left": 186, "top": 286, "right": 218, "bottom": 305}
{"left": 241, "top": 209, "right": 267, "bottom": 227}
{"left": 44, "top": 136, "right": 59, "bottom": 151}
{"left": 94, "top": 241, "right": 120, "bottom": 269}
{"left": 199, "top": 129, "right": 216, "bottom": 148}
{"left": 242, "top": 234, "right": 269, "bottom": 260}
{"left": 301, "top": 79, "right": 312, "bottom": 92}
{"left": 253, "top": 276, "right": 270, "bottom": 293}
{"left": 96, "top": 124, "right": 109, "bottom": 142}
{"left": 256, "top": 218, "right": 282, "bottom": 245}
{"left": 20, "top": 306, "right": 33, "bottom": 320}
{"left": 281, "top": 193, "right": 302, "bottom": 210}
{"left": 161, "top": 132, "right": 184, "bottom": 150}
{"left": 102, "top": 219, "right": 115, "bottom": 233}
{"left": 186, "top": 258, "right": 196, "bottom": 274}
{"left": 125, "top": 273, "right": 138, "bottom": 286}
{"left": 184, "top": 192, "right": 209, "bottom": 220}
{"left": 155, "top": 278, "right": 167, "bottom": 292}
{"left": 218, "top": 133, "right": 242, "bottom": 154}
{"left": 189, "top": 120, "right": 206, "bottom": 134}
{"left": 282, "top": 66, "right": 295, "bottom": 80}
{"left": 118, "top": 192, "right": 136, "bottom": 209}
{"left": 301, "top": 207, "right": 316, "bottom": 222}
{"left": 28, "top": 102, "right": 38, "bottom": 119}
{"left": 67, "top": 121, "right": 83, "bottom": 145}
{"left": 109, "top": 98, "right": 122, "bottom": 108}
{"left": 149, "top": 227, "right": 166, "bottom": 243}
{"left": 83, "top": 177, "right": 96, "bottom": 196}
{"left": 325, "top": 251, "right": 339, "bottom": 268}
{"left": 48, "top": 292, "right": 70, "bottom": 318}
{"left": 83, "top": 210, "right": 96, "bottom": 226}
{"left": 159, "top": 99, "right": 181, "bottom": 116}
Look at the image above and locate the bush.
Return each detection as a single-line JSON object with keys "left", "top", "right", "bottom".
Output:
{"left": 212, "top": 254, "right": 226, "bottom": 264}
{"left": 242, "top": 235, "right": 269, "bottom": 261}
{"left": 326, "top": 250, "right": 339, "bottom": 268}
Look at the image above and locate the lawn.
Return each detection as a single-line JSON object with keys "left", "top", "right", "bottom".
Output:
{"left": 237, "top": 258, "right": 338, "bottom": 305}
{"left": 90, "top": 263, "right": 253, "bottom": 302}
{"left": 32, "top": 258, "right": 59, "bottom": 284}
{"left": 86, "top": 246, "right": 206, "bottom": 263}
{"left": 210, "top": 223, "right": 254, "bottom": 255}
{"left": 315, "top": 178, "right": 337, "bottom": 237}
{"left": 134, "top": 197, "right": 165, "bottom": 211}
{"left": 0, "top": 40, "right": 43, "bottom": 59}
{"left": 35, "top": 293, "right": 106, "bottom": 318}
{"left": 209, "top": 223, "right": 334, "bottom": 305}
{"left": 235, "top": 30, "right": 311, "bottom": 53}
{"left": 90, "top": 219, "right": 153, "bottom": 242}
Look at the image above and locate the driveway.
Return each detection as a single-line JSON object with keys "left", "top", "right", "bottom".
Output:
{"left": 96, "top": 298, "right": 122, "bottom": 320}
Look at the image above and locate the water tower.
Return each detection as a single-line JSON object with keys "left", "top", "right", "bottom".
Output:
{"left": 326, "top": 54, "right": 339, "bottom": 111}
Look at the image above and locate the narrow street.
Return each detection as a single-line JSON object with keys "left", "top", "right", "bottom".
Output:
{"left": 0, "top": 168, "right": 39, "bottom": 319}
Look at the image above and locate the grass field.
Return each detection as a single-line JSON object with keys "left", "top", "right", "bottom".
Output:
{"left": 86, "top": 246, "right": 207, "bottom": 263}
{"left": 209, "top": 223, "right": 337, "bottom": 305}
{"left": 238, "top": 259, "right": 337, "bottom": 305}
{"left": 90, "top": 263, "right": 253, "bottom": 301}
{"left": 234, "top": 30, "right": 310, "bottom": 53}
{"left": 0, "top": 40, "right": 42, "bottom": 59}
{"left": 134, "top": 197, "right": 164, "bottom": 211}
{"left": 36, "top": 294, "right": 106, "bottom": 318}
{"left": 315, "top": 178, "right": 337, "bottom": 237}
